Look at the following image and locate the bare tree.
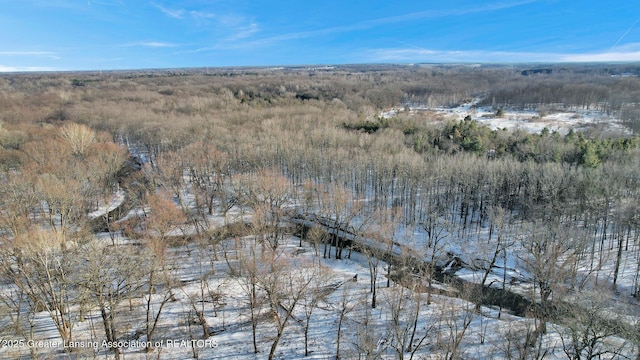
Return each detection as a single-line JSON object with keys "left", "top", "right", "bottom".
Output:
{"left": 144, "top": 191, "right": 187, "bottom": 242}
{"left": 517, "top": 221, "right": 584, "bottom": 338}
{"left": 438, "top": 287, "right": 475, "bottom": 360}
{"left": 468, "top": 206, "right": 510, "bottom": 312}
{"left": 300, "top": 261, "right": 335, "bottom": 357}
{"left": 186, "top": 229, "right": 228, "bottom": 342}
{"left": 258, "top": 250, "right": 316, "bottom": 360}
{"left": 59, "top": 122, "right": 96, "bottom": 157}
{"left": 235, "top": 168, "right": 291, "bottom": 249}
{"left": 184, "top": 141, "right": 229, "bottom": 216}
{"left": 233, "top": 236, "right": 264, "bottom": 354}
{"left": 155, "top": 150, "right": 188, "bottom": 211}
{"left": 317, "top": 184, "right": 361, "bottom": 260}
{"left": 73, "top": 240, "right": 146, "bottom": 360}
{"left": 421, "top": 215, "right": 450, "bottom": 306}
{"left": 384, "top": 283, "right": 433, "bottom": 359}
{"left": 0, "top": 286, "right": 38, "bottom": 359}
{"left": 0, "top": 229, "right": 78, "bottom": 349}
{"left": 375, "top": 206, "right": 403, "bottom": 288}
{"left": 498, "top": 321, "right": 548, "bottom": 360}
{"left": 35, "top": 173, "right": 84, "bottom": 235}
{"left": 556, "top": 291, "right": 627, "bottom": 360}
{"left": 351, "top": 301, "right": 385, "bottom": 359}
{"left": 0, "top": 170, "right": 38, "bottom": 237}
{"left": 362, "top": 244, "right": 382, "bottom": 309}
{"left": 335, "top": 280, "right": 360, "bottom": 360}
{"left": 139, "top": 190, "right": 187, "bottom": 349}
{"left": 85, "top": 141, "right": 128, "bottom": 196}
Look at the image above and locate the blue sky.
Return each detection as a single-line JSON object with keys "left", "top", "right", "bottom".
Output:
{"left": 1, "top": 0, "right": 639, "bottom": 71}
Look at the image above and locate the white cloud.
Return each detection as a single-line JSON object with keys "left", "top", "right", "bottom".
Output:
{"left": 173, "top": 47, "right": 212, "bottom": 55}
{"left": 189, "top": 10, "right": 215, "bottom": 19}
{"left": 227, "top": 1, "right": 537, "bottom": 49}
{"left": 122, "top": 41, "right": 180, "bottom": 48}
{"left": 228, "top": 23, "right": 260, "bottom": 40}
{"left": 0, "top": 51, "right": 50, "bottom": 55}
{"left": 0, "top": 51, "right": 59, "bottom": 59}
{"left": 385, "top": 48, "right": 551, "bottom": 62}
{"left": 368, "top": 47, "right": 640, "bottom": 63}
{"left": 151, "top": 3, "right": 215, "bottom": 21}
{"left": 151, "top": 2, "right": 184, "bottom": 19}
{"left": 561, "top": 51, "right": 640, "bottom": 63}
{"left": 149, "top": 2, "right": 257, "bottom": 45}
{"left": 606, "top": 42, "right": 640, "bottom": 52}
{"left": 357, "top": 0, "right": 538, "bottom": 28}
{"left": 0, "top": 64, "right": 55, "bottom": 72}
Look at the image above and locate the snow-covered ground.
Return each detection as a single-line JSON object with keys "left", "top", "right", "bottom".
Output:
{"left": 2, "top": 150, "right": 639, "bottom": 359}
{"left": 2, "top": 197, "right": 639, "bottom": 359}
{"left": 9, "top": 234, "right": 630, "bottom": 360}
{"left": 88, "top": 190, "right": 126, "bottom": 220}
{"left": 381, "top": 98, "right": 629, "bottom": 135}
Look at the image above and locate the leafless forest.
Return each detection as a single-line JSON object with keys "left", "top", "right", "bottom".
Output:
{"left": 1, "top": 64, "right": 640, "bottom": 359}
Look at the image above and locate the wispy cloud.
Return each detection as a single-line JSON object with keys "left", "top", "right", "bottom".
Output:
{"left": 561, "top": 51, "right": 640, "bottom": 63}
{"left": 228, "top": 0, "right": 536, "bottom": 49}
{"left": 0, "top": 51, "right": 60, "bottom": 60}
{"left": 367, "top": 47, "right": 640, "bottom": 63}
{"left": 227, "top": 22, "right": 260, "bottom": 40}
{"left": 189, "top": 10, "right": 215, "bottom": 20}
{"left": 564, "top": 42, "right": 640, "bottom": 62}
{"left": 0, "top": 64, "right": 55, "bottom": 72}
{"left": 369, "top": 48, "right": 551, "bottom": 63}
{"left": 121, "top": 41, "right": 180, "bottom": 48}
{"left": 149, "top": 2, "right": 261, "bottom": 48}
{"left": 151, "top": 2, "right": 215, "bottom": 20}
{"left": 0, "top": 51, "right": 55, "bottom": 56}
{"left": 151, "top": 2, "right": 184, "bottom": 19}
{"left": 353, "top": 0, "right": 538, "bottom": 28}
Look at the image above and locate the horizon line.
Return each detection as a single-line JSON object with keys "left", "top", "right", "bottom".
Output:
{"left": 3, "top": 60, "right": 640, "bottom": 74}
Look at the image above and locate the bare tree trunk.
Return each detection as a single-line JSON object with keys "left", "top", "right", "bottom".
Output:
{"left": 101, "top": 306, "right": 120, "bottom": 360}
